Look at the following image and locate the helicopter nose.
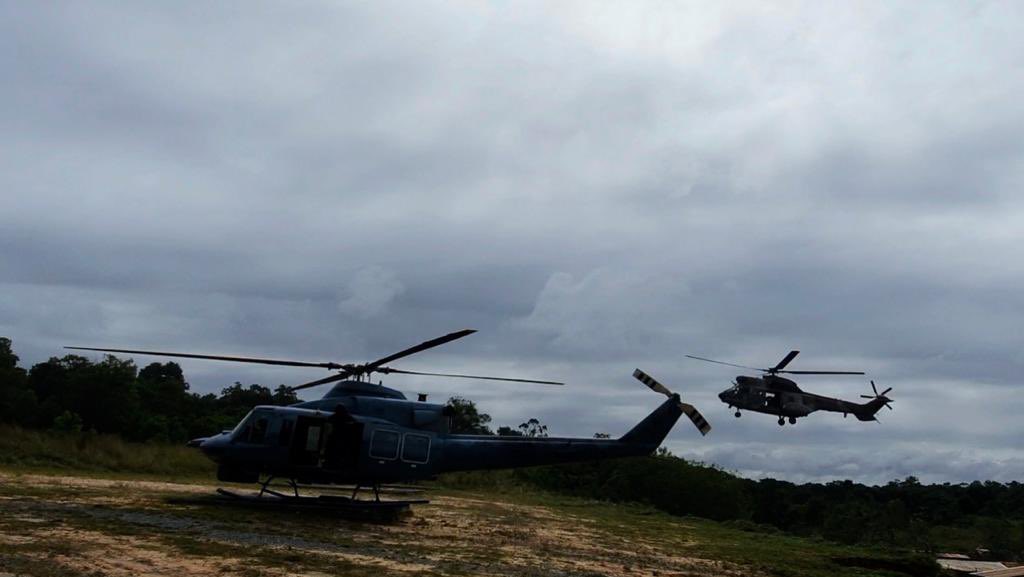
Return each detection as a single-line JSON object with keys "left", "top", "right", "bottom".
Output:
{"left": 191, "top": 434, "right": 228, "bottom": 459}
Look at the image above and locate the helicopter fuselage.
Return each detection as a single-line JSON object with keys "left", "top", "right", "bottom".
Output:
{"left": 193, "top": 380, "right": 685, "bottom": 486}
{"left": 717, "top": 375, "right": 885, "bottom": 424}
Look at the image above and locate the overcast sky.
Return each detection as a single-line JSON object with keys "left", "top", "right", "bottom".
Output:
{"left": 2, "top": 1, "right": 1023, "bottom": 485}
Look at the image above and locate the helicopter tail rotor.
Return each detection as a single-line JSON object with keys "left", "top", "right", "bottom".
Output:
{"left": 855, "top": 380, "right": 894, "bottom": 420}
{"left": 633, "top": 369, "right": 711, "bottom": 436}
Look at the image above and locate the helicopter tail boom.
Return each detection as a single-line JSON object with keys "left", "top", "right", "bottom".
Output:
{"left": 852, "top": 397, "right": 889, "bottom": 421}
{"left": 438, "top": 396, "right": 684, "bottom": 473}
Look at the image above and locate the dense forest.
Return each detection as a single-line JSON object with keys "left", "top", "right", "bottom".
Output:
{"left": 0, "top": 338, "right": 299, "bottom": 442}
{"left": 1, "top": 337, "right": 1022, "bottom": 558}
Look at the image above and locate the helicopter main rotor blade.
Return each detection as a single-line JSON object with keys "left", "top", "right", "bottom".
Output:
{"left": 364, "top": 329, "right": 477, "bottom": 372}
{"left": 289, "top": 329, "right": 480, "bottom": 393}
{"left": 684, "top": 355, "right": 763, "bottom": 372}
{"left": 379, "top": 367, "right": 563, "bottom": 385}
{"left": 633, "top": 369, "right": 711, "bottom": 436}
{"left": 633, "top": 368, "right": 673, "bottom": 397}
{"left": 65, "top": 346, "right": 343, "bottom": 369}
{"left": 289, "top": 370, "right": 353, "bottom": 392}
{"left": 778, "top": 370, "right": 865, "bottom": 375}
{"left": 772, "top": 350, "right": 800, "bottom": 372}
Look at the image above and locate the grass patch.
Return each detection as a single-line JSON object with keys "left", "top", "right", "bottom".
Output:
{"left": 0, "top": 424, "right": 213, "bottom": 480}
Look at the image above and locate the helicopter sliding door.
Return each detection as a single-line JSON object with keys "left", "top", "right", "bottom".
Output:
{"left": 289, "top": 416, "right": 327, "bottom": 467}
{"left": 324, "top": 416, "right": 363, "bottom": 472}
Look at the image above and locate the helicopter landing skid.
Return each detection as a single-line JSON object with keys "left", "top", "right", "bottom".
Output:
{"left": 214, "top": 485, "right": 429, "bottom": 522}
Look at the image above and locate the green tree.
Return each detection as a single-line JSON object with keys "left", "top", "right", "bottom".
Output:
{"left": 52, "top": 410, "right": 83, "bottom": 433}
{"left": 137, "top": 361, "right": 189, "bottom": 440}
{"left": 71, "top": 355, "right": 141, "bottom": 437}
{"left": 822, "top": 503, "right": 870, "bottom": 545}
{"left": 517, "top": 418, "right": 548, "bottom": 438}
{"left": 272, "top": 385, "right": 300, "bottom": 405}
{"left": 445, "top": 396, "right": 492, "bottom": 434}
{"left": 881, "top": 499, "right": 910, "bottom": 545}
{"left": 0, "top": 338, "right": 36, "bottom": 426}
{"left": 0, "top": 337, "right": 19, "bottom": 369}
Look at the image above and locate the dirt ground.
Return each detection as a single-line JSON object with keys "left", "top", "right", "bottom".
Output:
{"left": 0, "top": 472, "right": 755, "bottom": 577}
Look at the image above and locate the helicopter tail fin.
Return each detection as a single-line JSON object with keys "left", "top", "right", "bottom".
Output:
{"left": 853, "top": 380, "right": 894, "bottom": 421}
{"left": 853, "top": 397, "right": 888, "bottom": 421}
{"left": 619, "top": 396, "right": 685, "bottom": 447}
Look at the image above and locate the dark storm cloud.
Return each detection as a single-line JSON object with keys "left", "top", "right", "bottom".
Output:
{"left": 2, "top": 1, "right": 1023, "bottom": 484}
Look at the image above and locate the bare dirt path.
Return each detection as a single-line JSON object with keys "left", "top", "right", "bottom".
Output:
{"left": 0, "top": 471, "right": 752, "bottom": 577}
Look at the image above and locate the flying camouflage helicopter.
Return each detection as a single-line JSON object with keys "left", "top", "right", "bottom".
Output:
{"left": 684, "top": 350, "right": 893, "bottom": 426}
{"left": 68, "top": 330, "right": 710, "bottom": 509}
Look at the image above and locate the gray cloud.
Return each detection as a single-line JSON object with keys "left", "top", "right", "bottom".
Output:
{"left": 2, "top": 1, "right": 1023, "bottom": 484}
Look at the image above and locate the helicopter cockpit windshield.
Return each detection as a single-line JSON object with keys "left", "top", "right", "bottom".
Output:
{"left": 231, "top": 408, "right": 283, "bottom": 445}
{"left": 230, "top": 410, "right": 255, "bottom": 439}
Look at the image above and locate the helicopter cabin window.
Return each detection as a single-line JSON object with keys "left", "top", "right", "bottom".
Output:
{"left": 402, "top": 433, "right": 430, "bottom": 464}
{"left": 369, "top": 429, "right": 400, "bottom": 460}
{"left": 305, "top": 425, "right": 322, "bottom": 452}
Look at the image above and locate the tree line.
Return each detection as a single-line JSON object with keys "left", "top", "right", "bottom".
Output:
{"left": 1, "top": 337, "right": 1021, "bottom": 557}
{"left": 515, "top": 459, "right": 1023, "bottom": 556}
{"left": 0, "top": 337, "right": 299, "bottom": 442}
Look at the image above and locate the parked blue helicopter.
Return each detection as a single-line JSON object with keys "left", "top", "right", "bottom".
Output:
{"left": 69, "top": 330, "right": 710, "bottom": 506}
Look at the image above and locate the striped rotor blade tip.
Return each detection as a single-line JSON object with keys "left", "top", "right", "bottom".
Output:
{"left": 679, "top": 403, "right": 712, "bottom": 436}
{"left": 633, "top": 369, "right": 672, "bottom": 397}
